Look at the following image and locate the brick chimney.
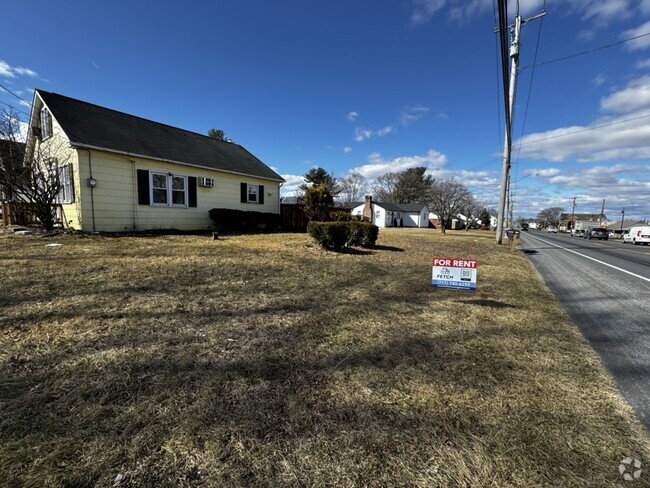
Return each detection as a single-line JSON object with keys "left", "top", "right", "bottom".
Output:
{"left": 363, "top": 195, "right": 373, "bottom": 222}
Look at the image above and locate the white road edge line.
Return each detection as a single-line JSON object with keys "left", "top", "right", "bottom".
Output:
{"left": 523, "top": 233, "right": 650, "bottom": 284}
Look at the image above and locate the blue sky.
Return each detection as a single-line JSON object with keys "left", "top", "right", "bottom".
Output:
{"left": 2, "top": 0, "right": 650, "bottom": 220}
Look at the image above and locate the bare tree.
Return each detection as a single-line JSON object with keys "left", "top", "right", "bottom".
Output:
{"left": 339, "top": 171, "right": 367, "bottom": 203}
{"left": 536, "top": 207, "right": 564, "bottom": 229}
{"left": 371, "top": 167, "right": 434, "bottom": 204}
{"left": 0, "top": 108, "right": 71, "bottom": 230}
{"left": 207, "top": 128, "right": 225, "bottom": 140}
{"left": 427, "top": 179, "right": 472, "bottom": 234}
{"left": 460, "top": 195, "right": 485, "bottom": 231}
{"left": 371, "top": 172, "right": 400, "bottom": 203}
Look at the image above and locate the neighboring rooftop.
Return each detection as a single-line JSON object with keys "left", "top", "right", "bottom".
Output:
{"left": 36, "top": 90, "right": 284, "bottom": 182}
{"left": 344, "top": 201, "right": 427, "bottom": 212}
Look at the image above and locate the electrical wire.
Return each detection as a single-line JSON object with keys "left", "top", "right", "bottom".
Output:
{"left": 517, "top": 112, "right": 650, "bottom": 147}
{"left": 0, "top": 83, "right": 32, "bottom": 108}
{"left": 522, "top": 31, "right": 650, "bottom": 70}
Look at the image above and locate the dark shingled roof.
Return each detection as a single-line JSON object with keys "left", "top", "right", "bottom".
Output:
{"left": 344, "top": 201, "right": 427, "bottom": 212}
{"left": 37, "top": 90, "right": 284, "bottom": 182}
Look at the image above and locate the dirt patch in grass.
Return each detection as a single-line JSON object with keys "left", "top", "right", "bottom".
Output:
{"left": 1, "top": 229, "right": 648, "bottom": 487}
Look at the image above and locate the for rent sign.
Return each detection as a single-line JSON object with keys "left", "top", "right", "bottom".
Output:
{"left": 432, "top": 257, "right": 478, "bottom": 291}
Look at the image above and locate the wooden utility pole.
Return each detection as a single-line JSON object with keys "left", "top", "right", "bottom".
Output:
{"left": 495, "top": 5, "right": 546, "bottom": 244}
{"left": 599, "top": 198, "right": 605, "bottom": 227}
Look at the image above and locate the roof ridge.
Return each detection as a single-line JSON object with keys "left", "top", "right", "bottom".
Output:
{"left": 36, "top": 89, "right": 240, "bottom": 148}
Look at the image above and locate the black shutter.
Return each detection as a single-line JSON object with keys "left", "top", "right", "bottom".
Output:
{"left": 240, "top": 182, "right": 247, "bottom": 203}
{"left": 259, "top": 185, "right": 264, "bottom": 204}
{"left": 67, "top": 164, "right": 75, "bottom": 203}
{"left": 188, "top": 176, "right": 197, "bottom": 207}
{"left": 137, "top": 169, "right": 149, "bottom": 205}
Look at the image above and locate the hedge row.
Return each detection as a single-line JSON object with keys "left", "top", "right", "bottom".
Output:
{"left": 307, "top": 221, "right": 379, "bottom": 251}
{"left": 209, "top": 208, "right": 280, "bottom": 233}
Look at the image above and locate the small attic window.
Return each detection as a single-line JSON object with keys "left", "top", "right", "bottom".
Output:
{"left": 41, "top": 108, "right": 52, "bottom": 139}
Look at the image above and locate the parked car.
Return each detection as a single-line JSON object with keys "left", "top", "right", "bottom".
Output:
{"left": 546, "top": 226, "right": 558, "bottom": 233}
{"left": 584, "top": 227, "right": 608, "bottom": 240}
{"left": 623, "top": 225, "right": 650, "bottom": 245}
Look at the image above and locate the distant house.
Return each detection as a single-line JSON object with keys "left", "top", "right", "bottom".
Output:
{"left": 562, "top": 213, "right": 607, "bottom": 232}
{"left": 606, "top": 219, "right": 647, "bottom": 234}
{"left": 346, "top": 197, "right": 429, "bottom": 228}
{"left": 23, "top": 90, "right": 284, "bottom": 232}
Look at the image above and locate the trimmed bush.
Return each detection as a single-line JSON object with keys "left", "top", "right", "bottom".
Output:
{"left": 329, "top": 210, "right": 352, "bottom": 222}
{"left": 349, "top": 221, "right": 379, "bottom": 247}
{"left": 209, "top": 208, "right": 280, "bottom": 233}
{"left": 308, "top": 221, "right": 379, "bottom": 251}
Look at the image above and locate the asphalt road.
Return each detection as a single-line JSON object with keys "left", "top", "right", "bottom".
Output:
{"left": 519, "top": 230, "right": 650, "bottom": 431}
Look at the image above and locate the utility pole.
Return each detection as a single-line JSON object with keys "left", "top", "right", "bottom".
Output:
{"left": 570, "top": 197, "right": 576, "bottom": 234}
{"left": 599, "top": 198, "right": 605, "bottom": 227}
{"left": 495, "top": 6, "right": 546, "bottom": 244}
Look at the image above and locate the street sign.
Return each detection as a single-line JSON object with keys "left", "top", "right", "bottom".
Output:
{"left": 432, "top": 257, "right": 478, "bottom": 291}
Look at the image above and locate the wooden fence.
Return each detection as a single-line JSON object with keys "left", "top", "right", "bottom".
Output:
{"left": 280, "top": 204, "right": 351, "bottom": 232}
{"left": 280, "top": 204, "right": 310, "bottom": 232}
{"left": 1, "top": 202, "right": 41, "bottom": 226}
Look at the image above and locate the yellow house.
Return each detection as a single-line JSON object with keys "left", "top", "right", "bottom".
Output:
{"left": 25, "top": 90, "right": 284, "bottom": 232}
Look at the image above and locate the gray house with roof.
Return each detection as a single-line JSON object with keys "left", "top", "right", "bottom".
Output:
{"left": 25, "top": 89, "right": 284, "bottom": 232}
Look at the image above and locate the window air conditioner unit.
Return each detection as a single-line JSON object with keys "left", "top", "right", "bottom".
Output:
{"left": 199, "top": 177, "right": 214, "bottom": 187}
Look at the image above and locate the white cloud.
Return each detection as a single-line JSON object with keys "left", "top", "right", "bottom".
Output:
{"left": 600, "top": 75, "right": 650, "bottom": 113}
{"left": 520, "top": 165, "right": 650, "bottom": 219}
{"left": 410, "top": 0, "right": 448, "bottom": 25}
{"left": 351, "top": 149, "right": 449, "bottom": 180}
{"left": 343, "top": 146, "right": 352, "bottom": 153}
{"left": 636, "top": 57, "right": 650, "bottom": 69}
{"left": 399, "top": 104, "right": 430, "bottom": 126}
{"left": 517, "top": 75, "right": 650, "bottom": 162}
{"left": 411, "top": 0, "right": 547, "bottom": 25}
{"left": 377, "top": 125, "right": 394, "bottom": 136}
{"left": 353, "top": 125, "right": 394, "bottom": 142}
{"left": 524, "top": 168, "right": 561, "bottom": 178}
{"left": 411, "top": 0, "right": 630, "bottom": 27}
{"left": 354, "top": 128, "right": 373, "bottom": 142}
{"left": 346, "top": 111, "right": 358, "bottom": 121}
{"left": 279, "top": 174, "right": 306, "bottom": 196}
{"left": 641, "top": 0, "right": 650, "bottom": 14}
{"left": 622, "top": 20, "right": 650, "bottom": 50}
{"left": 591, "top": 73, "right": 607, "bottom": 87}
{"left": 0, "top": 60, "right": 38, "bottom": 79}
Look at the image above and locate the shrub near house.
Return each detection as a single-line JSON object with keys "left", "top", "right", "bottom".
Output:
{"left": 308, "top": 221, "right": 378, "bottom": 251}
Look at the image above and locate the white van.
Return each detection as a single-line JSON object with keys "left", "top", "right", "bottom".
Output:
{"left": 623, "top": 225, "right": 650, "bottom": 245}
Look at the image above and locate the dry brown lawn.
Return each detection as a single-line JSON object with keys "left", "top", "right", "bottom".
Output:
{"left": 1, "top": 229, "right": 648, "bottom": 487}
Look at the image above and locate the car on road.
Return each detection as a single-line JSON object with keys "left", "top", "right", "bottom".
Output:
{"left": 546, "top": 226, "right": 558, "bottom": 233}
{"left": 623, "top": 225, "right": 650, "bottom": 245}
{"left": 584, "top": 227, "right": 608, "bottom": 240}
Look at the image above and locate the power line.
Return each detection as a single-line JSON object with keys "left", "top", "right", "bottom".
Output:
{"left": 0, "top": 100, "right": 31, "bottom": 119}
{"left": 522, "top": 31, "right": 650, "bottom": 70}
{"left": 0, "top": 83, "right": 32, "bottom": 108}
{"left": 517, "top": 112, "right": 650, "bottom": 147}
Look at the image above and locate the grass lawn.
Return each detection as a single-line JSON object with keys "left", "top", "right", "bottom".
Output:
{"left": 1, "top": 229, "right": 648, "bottom": 487}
